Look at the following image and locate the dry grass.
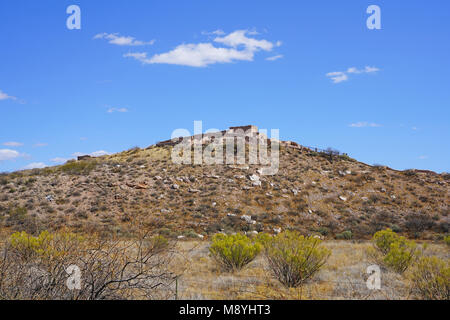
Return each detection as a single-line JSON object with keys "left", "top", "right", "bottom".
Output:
{"left": 169, "top": 240, "right": 448, "bottom": 300}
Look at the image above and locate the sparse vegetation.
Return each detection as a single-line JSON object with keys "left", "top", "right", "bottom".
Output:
{"left": 263, "top": 231, "right": 331, "bottom": 288}
{"left": 59, "top": 160, "right": 97, "bottom": 175}
{"left": 368, "top": 228, "right": 420, "bottom": 273}
{"left": 209, "top": 233, "right": 262, "bottom": 272}
{"left": 0, "top": 230, "right": 175, "bottom": 300}
{"left": 409, "top": 256, "right": 449, "bottom": 300}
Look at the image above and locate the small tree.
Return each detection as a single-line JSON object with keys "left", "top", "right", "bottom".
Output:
{"left": 209, "top": 233, "right": 261, "bottom": 272}
{"left": 264, "top": 231, "right": 331, "bottom": 288}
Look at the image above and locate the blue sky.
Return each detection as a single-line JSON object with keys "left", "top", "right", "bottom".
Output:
{"left": 1, "top": 0, "right": 449, "bottom": 173}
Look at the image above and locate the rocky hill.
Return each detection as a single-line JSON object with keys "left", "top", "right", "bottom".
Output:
{"left": 0, "top": 126, "right": 448, "bottom": 240}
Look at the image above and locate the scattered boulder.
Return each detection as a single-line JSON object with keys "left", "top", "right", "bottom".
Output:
{"left": 241, "top": 215, "right": 256, "bottom": 224}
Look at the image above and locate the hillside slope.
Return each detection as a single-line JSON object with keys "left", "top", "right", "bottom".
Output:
{"left": 0, "top": 128, "right": 448, "bottom": 240}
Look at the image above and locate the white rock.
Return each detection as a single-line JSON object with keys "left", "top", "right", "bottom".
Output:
{"left": 252, "top": 181, "right": 262, "bottom": 187}
{"left": 339, "top": 196, "right": 347, "bottom": 201}
{"left": 241, "top": 215, "right": 256, "bottom": 224}
{"left": 177, "top": 235, "right": 185, "bottom": 239}
{"left": 273, "top": 227, "right": 282, "bottom": 234}
{"left": 249, "top": 174, "right": 260, "bottom": 182}
{"left": 197, "top": 234, "right": 204, "bottom": 239}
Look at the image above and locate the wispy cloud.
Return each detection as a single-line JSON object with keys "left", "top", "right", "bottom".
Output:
{"left": 266, "top": 54, "right": 283, "bottom": 61}
{"left": 326, "top": 71, "right": 348, "bottom": 83}
{"left": 94, "top": 33, "right": 155, "bottom": 46}
{"left": 124, "top": 30, "right": 281, "bottom": 67}
{"left": 349, "top": 122, "right": 382, "bottom": 128}
{"left": 418, "top": 155, "right": 428, "bottom": 160}
{"left": 201, "top": 29, "right": 225, "bottom": 36}
{"left": 33, "top": 143, "right": 48, "bottom": 147}
{"left": 50, "top": 157, "right": 71, "bottom": 164}
{"left": 0, "top": 90, "right": 17, "bottom": 101}
{"left": 2, "top": 141, "right": 23, "bottom": 147}
{"left": 107, "top": 107, "right": 129, "bottom": 113}
{"left": 22, "top": 162, "right": 47, "bottom": 170}
{"left": 326, "top": 66, "right": 379, "bottom": 83}
{"left": 0, "top": 149, "right": 20, "bottom": 161}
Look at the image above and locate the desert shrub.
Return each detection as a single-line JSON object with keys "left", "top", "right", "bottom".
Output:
{"left": 263, "top": 231, "right": 331, "bottom": 288}
{"left": 209, "top": 233, "right": 261, "bottom": 272}
{"left": 336, "top": 230, "right": 352, "bottom": 240}
{"left": 409, "top": 256, "right": 449, "bottom": 300}
{"left": 59, "top": 160, "right": 97, "bottom": 175}
{"left": 0, "top": 230, "right": 174, "bottom": 300}
{"left": 444, "top": 235, "right": 450, "bottom": 246}
{"left": 368, "top": 228, "right": 420, "bottom": 273}
{"left": 404, "top": 212, "right": 435, "bottom": 234}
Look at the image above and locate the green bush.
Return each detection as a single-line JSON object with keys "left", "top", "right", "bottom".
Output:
{"left": 369, "top": 228, "right": 420, "bottom": 273}
{"left": 410, "top": 256, "right": 449, "bottom": 300}
{"left": 264, "top": 231, "right": 331, "bottom": 288}
{"left": 209, "top": 233, "right": 261, "bottom": 272}
{"left": 444, "top": 235, "right": 450, "bottom": 246}
{"left": 336, "top": 230, "right": 352, "bottom": 240}
{"left": 59, "top": 160, "right": 97, "bottom": 175}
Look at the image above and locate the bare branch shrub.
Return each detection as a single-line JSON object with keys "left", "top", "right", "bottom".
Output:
{"left": 0, "top": 230, "right": 175, "bottom": 300}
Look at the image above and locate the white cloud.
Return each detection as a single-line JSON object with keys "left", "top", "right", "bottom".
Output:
{"left": 2, "top": 142, "right": 23, "bottom": 147}
{"left": 418, "top": 155, "right": 428, "bottom": 160}
{"left": 90, "top": 150, "right": 111, "bottom": 157}
{"left": 349, "top": 122, "right": 382, "bottom": 128}
{"left": 33, "top": 143, "right": 48, "bottom": 147}
{"left": 0, "top": 149, "right": 20, "bottom": 161}
{"left": 201, "top": 29, "right": 225, "bottom": 36}
{"left": 50, "top": 157, "right": 71, "bottom": 164}
{"left": 107, "top": 107, "right": 129, "bottom": 113}
{"left": 94, "top": 33, "right": 155, "bottom": 46}
{"left": 125, "top": 30, "right": 280, "bottom": 67}
{"left": 326, "top": 71, "right": 348, "bottom": 83}
{"left": 214, "top": 30, "right": 274, "bottom": 51}
{"left": 327, "top": 66, "right": 379, "bottom": 83}
{"left": 266, "top": 54, "right": 283, "bottom": 61}
{"left": 72, "top": 150, "right": 111, "bottom": 158}
{"left": 0, "top": 90, "right": 17, "bottom": 101}
{"left": 22, "top": 162, "right": 47, "bottom": 170}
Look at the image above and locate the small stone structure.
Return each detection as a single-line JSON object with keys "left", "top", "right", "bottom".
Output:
{"left": 77, "top": 155, "right": 92, "bottom": 161}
